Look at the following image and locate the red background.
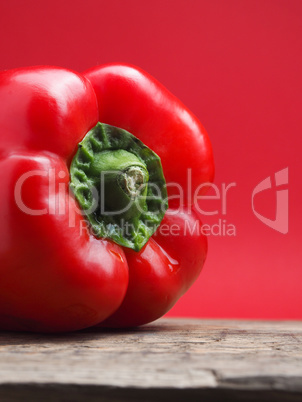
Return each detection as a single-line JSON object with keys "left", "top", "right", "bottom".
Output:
{"left": 1, "top": 0, "right": 301, "bottom": 319}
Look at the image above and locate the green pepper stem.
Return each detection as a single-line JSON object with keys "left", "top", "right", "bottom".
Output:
{"left": 70, "top": 123, "right": 168, "bottom": 251}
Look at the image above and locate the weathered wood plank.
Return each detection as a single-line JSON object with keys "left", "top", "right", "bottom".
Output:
{"left": 0, "top": 318, "right": 301, "bottom": 401}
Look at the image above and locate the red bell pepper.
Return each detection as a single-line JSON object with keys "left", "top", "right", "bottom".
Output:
{"left": 0, "top": 64, "right": 214, "bottom": 332}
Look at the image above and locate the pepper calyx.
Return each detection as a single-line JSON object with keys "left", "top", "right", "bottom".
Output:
{"left": 70, "top": 122, "right": 168, "bottom": 251}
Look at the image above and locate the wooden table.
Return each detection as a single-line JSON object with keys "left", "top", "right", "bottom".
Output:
{"left": 0, "top": 318, "right": 301, "bottom": 401}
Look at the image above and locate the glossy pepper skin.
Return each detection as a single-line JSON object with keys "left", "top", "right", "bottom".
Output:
{"left": 0, "top": 64, "right": 214, "bottom": 332}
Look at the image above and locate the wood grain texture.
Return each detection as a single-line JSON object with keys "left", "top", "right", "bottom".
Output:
{"left": 0, "top": 318, "right": 301, "bottom": 401}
